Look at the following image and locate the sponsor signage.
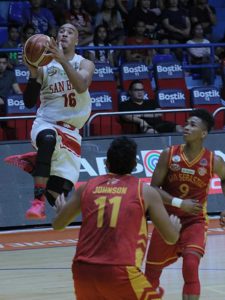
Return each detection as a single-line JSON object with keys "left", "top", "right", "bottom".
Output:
{"left": 121, "top": 62, "right": 149, "bottom": 80}
{"left": 191, "top": 87, "right": 221, "bottom": 105}
{"left": 90, "top": 91, "right": 113, "bottom": 110}
{"left": 15, "top": 65, "right": 29, "bottom": 84}
{"left": 119, "top": 91, "right": 149, "bottom": 103}
{"left": 6, "top": 94, "right": 36, "bottom": 114}
{"left": 156, "top": 62, "right": 183, "bottom": 79}
{"left": 93, "top": 63, "right": 114, "bottom": 81}
{"left": 157, "top": 89, "right": 186, "bottom": 107}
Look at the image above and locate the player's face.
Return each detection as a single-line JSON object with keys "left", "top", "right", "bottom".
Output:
{"left": 57, "top": 24, "right": 78, "bottom": 49}
{"left": 0, "top": 58, "right": 8, "bottom": 73}
{"left": 183, "top": 116, "right": 207, "bottom": 142}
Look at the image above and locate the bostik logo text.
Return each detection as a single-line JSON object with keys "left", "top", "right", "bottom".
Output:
{"left": 156, "top": 62, "right": 183, "bottom": 79}
{"left": 193, "top": 89, "right": 220, "bottom": 101}
{"left": 123, "top": 64, "right": 148, "bottom": 74}
{"left": 192, "top": 87, "right": 221, "bottom": 104}
{"left": 158, "top": 92, "right": 185, "bottom": 103}
{"left": 7, "top": 98, "right": 25, "bottom": 109}
{"left": 94, "top": 66, "right": 113, "bottom": 78}
{"left": 15, "top": 68, "right": 29, "bottom": 83}
{"left": 91, "top": 92, "right": 112, "bottom": 110}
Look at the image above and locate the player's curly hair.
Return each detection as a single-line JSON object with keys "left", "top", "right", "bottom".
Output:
{"left": 189, "top": 109, "right": 215, "bottom": 132}
{"left": 107, "top": 136, "right": 137, "bottom": 175}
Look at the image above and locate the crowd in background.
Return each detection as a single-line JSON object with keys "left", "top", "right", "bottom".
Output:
{"left": 0, "top": 0, "right": 224, "bottom": 67}
{"left": 0, "top": 0, "right": 225, "bottom": 139}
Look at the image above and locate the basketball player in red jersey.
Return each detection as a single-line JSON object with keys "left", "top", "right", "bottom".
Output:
{"left": 145, "top": 109, "right": 225, "bottom": 300}
{"left": 52, "top": 136, "right": 182, "bottom": 300}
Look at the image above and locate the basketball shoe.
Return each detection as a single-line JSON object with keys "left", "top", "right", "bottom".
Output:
{"left": 4, "top": 152, "right": 37, "bottom": 174}
{"left": 26, "top": 198, "right": 46, "bottom": 220}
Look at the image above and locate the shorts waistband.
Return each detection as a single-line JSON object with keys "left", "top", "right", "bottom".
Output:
{"left": 56, "top": 121, "right": 76, "bottom": 131}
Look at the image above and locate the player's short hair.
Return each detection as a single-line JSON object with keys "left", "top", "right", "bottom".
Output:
{"left": 189, "top": 108, "right": 214, "bottom": 132}
{"left": 0, "top": 52, "right": 8, "bottom": 60}
{"left": 107, "top": 136, "right": 137, "bottom": 174}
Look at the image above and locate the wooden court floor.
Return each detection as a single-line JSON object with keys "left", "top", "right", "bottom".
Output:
{"left": 0, "top": 220, "right": 225, "bottom": 300}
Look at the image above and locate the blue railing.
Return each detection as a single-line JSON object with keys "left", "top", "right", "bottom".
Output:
{"left": 1, "top": 42, "right": 225, "bottom": 71}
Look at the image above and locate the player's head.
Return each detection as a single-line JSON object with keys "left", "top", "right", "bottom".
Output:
{"left": 184, "top": 109, "right": 214, "bottom": 142}
{"left": 106, "top": 136, "right": 137, "bottom": 175}
{"left": 189, "top": 109, "right": 214, "bottom": 132}
{"left": 57, "top": 23, "right": 78, "bottom": 49}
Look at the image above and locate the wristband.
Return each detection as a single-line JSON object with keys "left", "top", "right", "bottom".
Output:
{"left": 171, "top": 197, "right": 183, "bottom": 208}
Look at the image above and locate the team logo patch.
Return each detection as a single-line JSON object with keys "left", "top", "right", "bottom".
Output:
{"left": 107, "top": 178, "right": 120, "bottom": 185}
{"left": 170, "top": 163, "right": 181, "bottom": 171}
{"left": 172, "top": 155, "right": 181, "bottom": 162}
{"left": 200, "top": 158, "right": 208, "bottom": 166}
{"left": 181, "top": 168, "right": 195, "bottom": 175}
{"left": 47, "top": 66, "right": 57, "bottom": 76}
{"left": 198, "top": 167, "right": 207, "bottom": 176}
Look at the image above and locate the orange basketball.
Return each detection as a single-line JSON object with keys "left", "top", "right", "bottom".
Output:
{"left": 24, "top": 34, "right": 53, "bottom": 67}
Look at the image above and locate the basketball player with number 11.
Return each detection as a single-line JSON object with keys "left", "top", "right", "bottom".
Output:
{"left": 5, "top": 23, "right": 95, "bottom": 220}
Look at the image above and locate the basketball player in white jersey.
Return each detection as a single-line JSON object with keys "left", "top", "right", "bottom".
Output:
{"left": 4, "top": 23, "right": 95, "bottom": 219}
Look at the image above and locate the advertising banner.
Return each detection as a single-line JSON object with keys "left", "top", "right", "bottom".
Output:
{"left": 1, "top": 133, "right": 225, "bottom": 228}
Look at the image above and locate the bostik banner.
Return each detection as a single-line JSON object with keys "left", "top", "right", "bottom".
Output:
{"left": 92, "top": 63, "right": 114, "bottom": 81}
{"left": 191, "top": 87, "right": 222, "bottom": 105}
{"left": 155, "top": 61, "right": 184, "bottom": 79}
{"left": 90, "top": 91, "right": 113, "bottom": 111}
{"left": 121, "top": 62, "right": 150, "bottom": 80}
{"left": 6, "top": 94, "right": 36, "bottom": 114}
{"left": 14, "top": 65, "right": 29, "bottom": 84}
{"left": 157, "top": 89, "right": 186, "bottom": 107}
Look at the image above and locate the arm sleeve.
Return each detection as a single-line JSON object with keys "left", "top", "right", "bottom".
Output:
{"left": 23, "top": 78, "right": 41, "bottom": 108}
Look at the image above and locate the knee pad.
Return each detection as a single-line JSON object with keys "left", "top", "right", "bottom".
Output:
{"left": 45, "top": 176, "right": 74, "bottom": 206}
{"left": 34, "top": 129, "right": 56, "bottom": 177}
{"left": 182, "top": 252, "right": 200, "bottom": 295}
{"left": 145, "top": 264, "right": 163, "bottom": 289}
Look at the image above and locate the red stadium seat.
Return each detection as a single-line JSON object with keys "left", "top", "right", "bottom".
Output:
{"left": 88, "top": 91, "right": 122, "bottom": 136}
{"left": 154, "top": 61, "right": 190, "bottom": 107}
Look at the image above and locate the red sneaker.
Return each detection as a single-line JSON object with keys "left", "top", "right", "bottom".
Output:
{"left": 4, "top": 152, "right": 37, "bottom": 174}
{"left": 25, "top": 199, "right": 46, "bottom": 220}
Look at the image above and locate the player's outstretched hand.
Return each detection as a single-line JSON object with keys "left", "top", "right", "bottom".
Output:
{"left": 220, "top": 210, "right": 225, "bottom": 229}
{"left": 54, "top": 194, "right": 66, "bottom": 213}
{"left": 170, "top": 214, "right": 182, "bottom": 233}
{"left": 181, "top": 199, "right": 202, "bottom": 215}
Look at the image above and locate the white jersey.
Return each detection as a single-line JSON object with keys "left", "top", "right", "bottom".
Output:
{"left": 36, "top": 54, "right": 92, "bottom": 129}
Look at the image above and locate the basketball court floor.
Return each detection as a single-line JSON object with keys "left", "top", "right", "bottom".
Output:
{"left": 0, "top": 219, "right": 225, "bottom": 300}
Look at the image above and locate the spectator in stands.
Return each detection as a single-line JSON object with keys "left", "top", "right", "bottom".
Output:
{"left": 161, "top": 0, "right": 191, "bottom": 43}
{"left": 0, "top": 53, "right": 22, "bottom": 114}
{"left": 43, "top": 0, "right": 67, "bottom": 26}
{"left": 95, "top": 0, "right": 125, "bottom": 45}
{"left": 161, "top": 0, "right": 191, "bottom": 59}
{"left": 125, "top": 20, "right": 155, "bottom": 65}
{"left": 2, "top": 24, "right": 21, "bottom": 68}
{"left": 116, "top": 0, "right": 138, "bottom": 18}
{"left": 190, "top": 0, "right": 216, "bottom": 39}
{"left": 22, "top": 0, "right": 57, "bottom": 35}
{"left": 64, "top": 0, "right": 94, "bottom": 46}
{"left": 87, "top": 25, "right": 114, "bottom": 66}
{"left": 186, "top": 22, "right": 217, "bottom": 85}
{"left": 126, "top": 0, "right": 160, "bottom": 37}
{"left": 119, "top": 80, "right": 183, "bottom": 134}
{"left": 17, "top": 24, "right": 36, "bottom": 65}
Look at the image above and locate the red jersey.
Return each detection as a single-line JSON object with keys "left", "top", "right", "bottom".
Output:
{"left": 74, "top": 174, "right": 147, "bottom": 267}
{"left": 162, "top": 144, "right": 214, "bottom": 220}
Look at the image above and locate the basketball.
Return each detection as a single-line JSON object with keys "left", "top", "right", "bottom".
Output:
{"left": 24, "top": 34, "right": 53, "bottom": 67}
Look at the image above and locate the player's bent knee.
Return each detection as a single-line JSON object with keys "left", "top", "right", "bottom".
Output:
{"left": 182, "top": 252, "right": 200, "bottom": 295}
{"left": 46, "top": 176, "right": 74, "bottom": 206}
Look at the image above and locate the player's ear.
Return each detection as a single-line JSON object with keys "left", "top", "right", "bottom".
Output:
{"left": 202, "top": 130, "right": 207, "bottom": 139}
